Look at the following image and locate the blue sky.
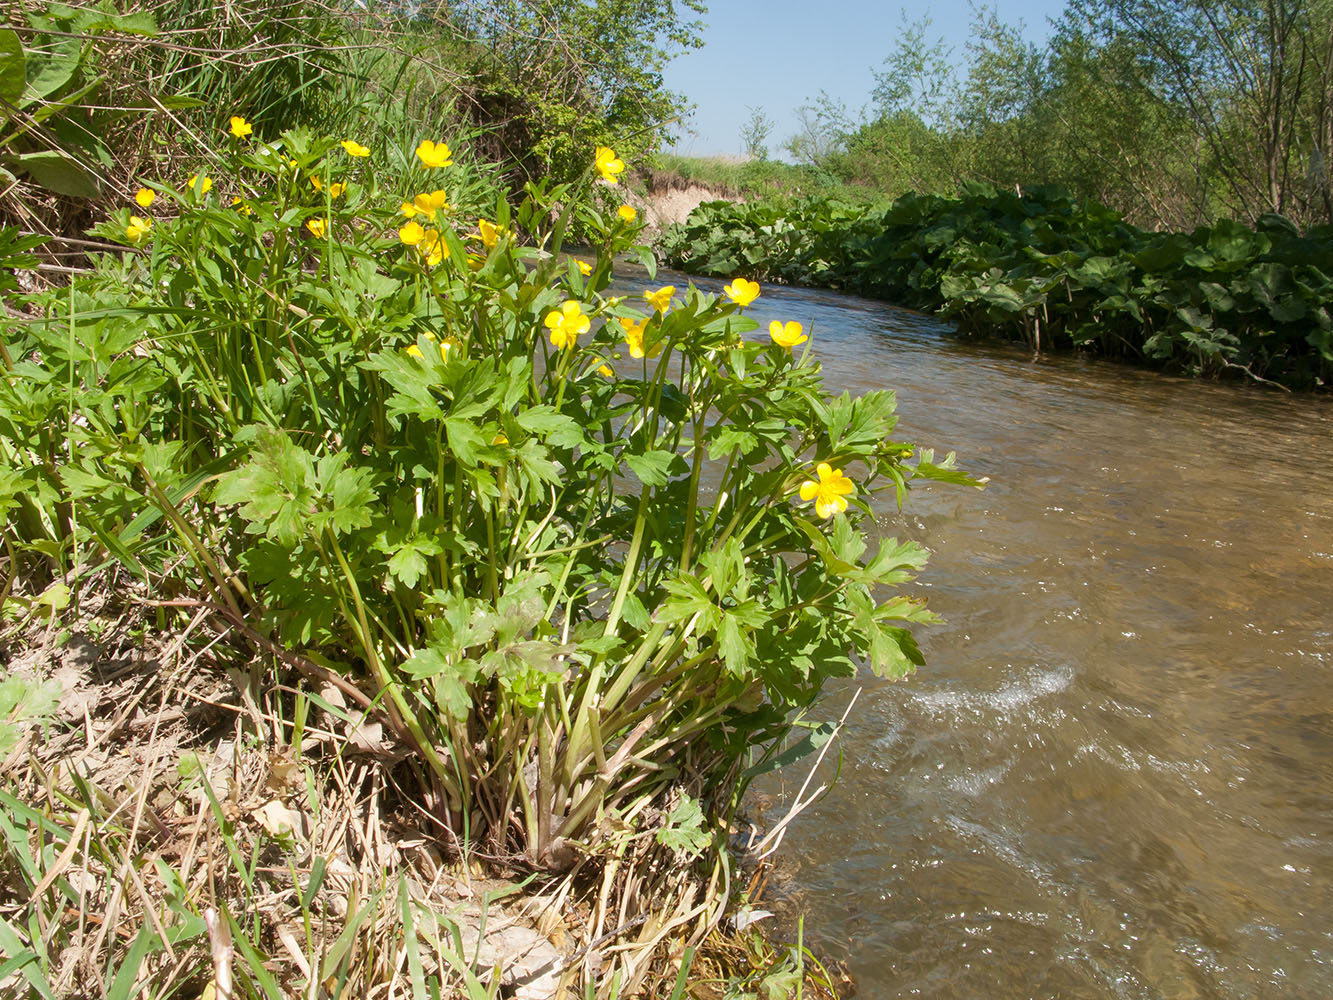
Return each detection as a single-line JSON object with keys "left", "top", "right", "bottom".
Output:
{"left": 661, "top": 0, "right": 1068, "bottom": 158}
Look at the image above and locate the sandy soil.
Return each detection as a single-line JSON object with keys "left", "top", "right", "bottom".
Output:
{"left": 638, "top": 183, "right": 734, "bottom": 229}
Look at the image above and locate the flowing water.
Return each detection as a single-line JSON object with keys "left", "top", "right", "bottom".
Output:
{"left": 621, "top": 268, "right": 1333, "bottom": 999}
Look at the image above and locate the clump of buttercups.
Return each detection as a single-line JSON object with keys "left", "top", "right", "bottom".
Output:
{"left": 13, "top": 131, "right": 977, "bottom": 992}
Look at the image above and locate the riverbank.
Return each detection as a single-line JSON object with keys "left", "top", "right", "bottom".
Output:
{"left": 659, "top": 187, "right": 1333, "bottom": 390}
{"left": 3, "top": 605, "right": 849, "bottom": 998}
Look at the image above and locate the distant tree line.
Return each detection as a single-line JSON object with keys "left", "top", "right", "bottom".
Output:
{"left": 785, "top": 0, "right": 1333, "bottom": 230}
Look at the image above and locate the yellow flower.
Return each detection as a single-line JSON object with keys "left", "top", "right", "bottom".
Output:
{"left": 134, "top": 187, "right": 155, "bottom": 208}
{"left": 491, "top": 432, "right": 509, "bottom": 446}
{"left": 125, "top": 215, "right": 150, "bottom": 242}
{"left": 617, "top": 204, "right": 637, "bottom": 222}
{"left": 799, "top": 462, "right": 856, "bottom": 519}
{"left": 400, "top": 201, "right": 419, "bottom": 218}
{"left": 544, "top": 300, "right": 590, "bottom": 349}
{"left": 328, "top": 182, "right": 346, "bottom": 198}
{"left": 310, "top": 175, "right": 322, "bottom": 191}
{"left": 478, "top": 218, "right": 509, "bottom": 249}
{"left": 188, "top": 174, "right": 212, "bottom": 195}
{"left": 306, "top": 218, "right": 327, "bottom": 238}
{"left": 768, "top": 320, "right": 807, "bottom": 349}
{"left": 407, "top": 334, "right": 453, "bottom": 362}
{"left": 413, "top": 190, "right": 449, "bottom": 217}
{"left": 724, "top": 278, "right": 761, "bottom": 308}
{"left": 415, "top": 139, "right": 452, "bottom": 168}
{"left": 340, "top": 139, "right": 370, "bottom": 157}
{"left": 399, "top": 221, "right": 425, "bottom": 245}
{"left": 618, "top": 316, "right": 658, "bottom": 359}
{"left": 643, "top": 285, "right": 674, "bottom": 315}
{"left": 577, "top": 260, "right": 592, "bottom": 276}
{"left": 231, "top": 196, "right": 251, "bottom": 215}
{"left": 467, "top": 253, "right": 486, "bottom": 271}
{"left": 419, "top": 228, "right": 447, "bottom": 266}
{"left": 598, "top": 364, "right": 615, "bottom": 377}
{"left": 228, "top": 115, "right": 252, "bottom": 138}
{"left": 594, "top": 146, "right": 625, "bottom": 184}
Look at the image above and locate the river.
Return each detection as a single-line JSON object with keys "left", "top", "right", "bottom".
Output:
{"left": 623, "top": 267, "right": 1333, "bottom": 999}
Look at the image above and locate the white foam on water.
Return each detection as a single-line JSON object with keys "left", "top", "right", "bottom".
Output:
{"left": 911, "top": 664, "right": 1074, "bottom": 720}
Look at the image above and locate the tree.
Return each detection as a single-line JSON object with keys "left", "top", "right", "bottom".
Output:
{"left": 784, "top": 92, "right": 852, "bottom": 166}
{"left": 739, "top": 105, "right": 774, "bottom": 161}
{"left": 1069, "top": 0, "right": 1333, "bottom": 224}
{"left": 437, "top": 0, "right": 708, "bottom": 180}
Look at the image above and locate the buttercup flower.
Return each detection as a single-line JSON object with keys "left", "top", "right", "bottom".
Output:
{"left": 188, "top": 174, "right": 212, "bottom": 194}
{"left": 125, "top": 215, "right": 150, "bottom": 242}
{"left": 306, "top": 218, "right": 327, "bottom": 238}
{"left": 415, "top": 139, "right": 452, "bottom": 168}
{"left": 328, "top": 182, "right": 346, "bottom": 198}
{"left": 413, "top": 190, "right": 449, "bottom": 217}
{"left": 618, "top": 316, "right": 658, "bottom": 359}
{"left": 799, "top": 462, "right": 856, "bottom": 519}
{"left": 467, "top": 252, "right": 486, "bottom": 271}
{"left": 644, "top": 285, "right": 674, "bottom": 314}
{"left": 419, "top": 228, "right": 447, "bottom": 266}
{"left": 598, "top": 364, "right": 615, "bottom": 377}
{"left": 491, "top": 432, "right": 509, "bottom": 446}
{"left": 724, "top": 278, "right": 761, "bottom": 307}
{"left": 407, "top": 333, "right": 453, "bottom": 362}
{"left": 594, "top": 146, "right": 625, "bottom": 184}
{"left": 340, "top": 139, "right": 370, "bottom": 157}
{"left": 399, "top": 221, "right": 425, "bottom": 245}
{"left": 134, "top": 187, "right": 155, "bottom": 208}
{"left": 768, "top": 320, "right": 807, "bottom": 349}
{"left": 544, "top": 300, "right": 590, "bottom": 349}
{"left": 310, "top": 176, "right": 322, "bottom": 191}
{"left": 477, "top": 218, "right": 509, "bottom": 249}
{"left": 228, "top": 115, "right": 252, "bottom": 138}
{"left": 577, "top": 260, "right": 592, "bottom": 276}
{"left": 231, "top": 196, "right": 251, "bottom": 215}
{"left": 617, "top": 204, "right": 637, "bottom": 222}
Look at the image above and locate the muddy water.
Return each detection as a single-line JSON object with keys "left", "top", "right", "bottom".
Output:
{"left": 622, "top": 268, "right": 1333, "bottom": 998}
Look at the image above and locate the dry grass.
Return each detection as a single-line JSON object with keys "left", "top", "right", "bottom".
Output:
{"left": 0, "top": 588, "right": 847, "bottom": 999}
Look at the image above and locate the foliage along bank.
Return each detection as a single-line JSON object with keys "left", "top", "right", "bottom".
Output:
{"left": 660, "top": 185, "right": 1333, "bottom": 390}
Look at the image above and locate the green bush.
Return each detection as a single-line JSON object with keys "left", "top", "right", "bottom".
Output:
{"left": 3, "top": 130, "right": 974, "bottom": 865}
{"left": 662, "top": 185, "right": 1333, "bottom": 389}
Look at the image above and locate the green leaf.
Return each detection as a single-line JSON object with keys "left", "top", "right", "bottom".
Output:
{"left": 0, "top": 30, "right": 24, "bottom": 114}
{"left": 718, "top": 609, "right": 758, "bottom": 675}
{"left": 659, "top": 573, "right": 713, "bottom": 625}
{"left": 865, "top": 623, "right": 925, "bottom": 679}
{"left": 655, "top": 795, "right": 711, "bottom": 857}
{"left": 69, "top": 7, "right": 158, "bottom": 37}
{"left": 12, "top": 151, "right": 99, "bottom": 198}
{"left": 744, "top": 721, "right": 837, "bottom": 778}
{"left": 625, "top": 448, "right": 685, "bottom": 486}
{"left": 444, "top": 416, "right": 485, "bottom": 466}
{"left": 401, "top": 647, "right": 476, "bottom": 721}
{"left": 913, "top": 448, "right": 985, "bottom": 488}
{"left": 515, "top": 404, "right": 582, "bottom": 447}
{"left": 385, "top": 536, "right": 443, "bottom": 589}
{"left": 21, "top": 32, "right": 82, "bottom": 104}
{"left": 214, "top": 431, "right": 317, "bottom": 545}
{"left": 158, "top": 94, "right": 206, "bottom": 110}
{"left": 0, "top": 918, "right": 55, "bottom": 1000}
